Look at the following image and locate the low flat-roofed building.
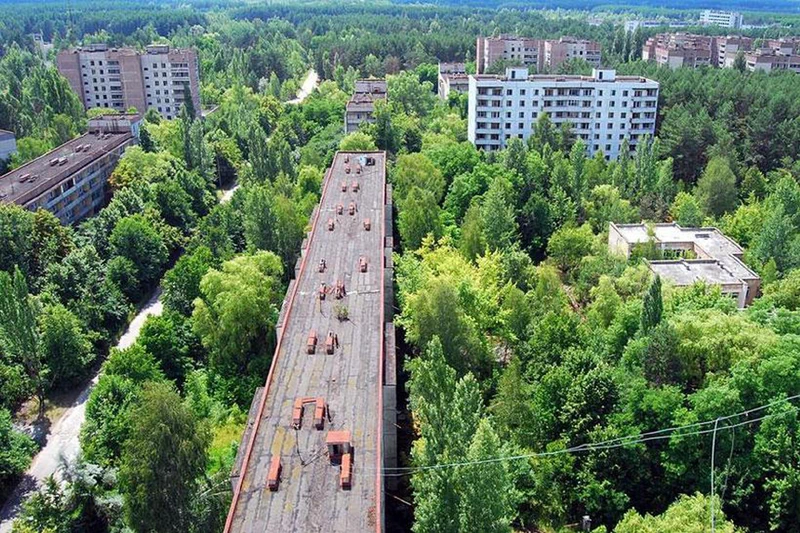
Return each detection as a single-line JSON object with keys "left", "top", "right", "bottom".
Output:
{"left": 609, "top": 222, "right": 761, "bottom": 307}
{"left": 438, "top": 62, "right": 469, "bottom": 99}
{"left": 0, "top": 129, "right": 134, "bottom": 224}
{"left": 0, "top": 130, "right": 17, "bottom": 163}
{"left": 344, "top": 79, "right": 387, "bottom": 133}
{"left": 87, "top": 113, "right": 142, "bottom": 137}
{"left": 700, "top": 10, "right": 743, "bottom": 29}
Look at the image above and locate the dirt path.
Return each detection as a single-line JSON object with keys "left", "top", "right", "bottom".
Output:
{"left": 285, "top": 69, "right": 319, "bottom": 105}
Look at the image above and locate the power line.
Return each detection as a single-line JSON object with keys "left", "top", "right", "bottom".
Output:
{"left": 373, "top": 395, "right": 800, "bottom": 478}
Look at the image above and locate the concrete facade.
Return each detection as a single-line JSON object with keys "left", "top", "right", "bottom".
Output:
{"left": 344, "top": 79, "right": 387, "bottom": 134}
{"left": 468, "top": 68, "right": 658, "bottom": 159}
{"left": 476, "top": 36, "right": 601, "bottom": 74}
{"left": 225, "top": 152, "right": 395, "bottom": 533}
{"left": 0, "top": 127, "right": 135, "bottom": 224}
{"left": 643, "top": 33, "right": 800, "bottom": 73}
{"left": 0, "top": 130, "right": 16, "bottom": 163}
{"left": 642, "top": 33, "right": 715, "bottom": 69}
{"left": 743, "top": 39, "right": 800, "bottom": 73}
{"left": 57, "top": 44, "right": 200, "bottom": 120}
{"left": 609, "top": 222, "right": 761, "bottom": 308}
{"left": 700, "top": 10, "right": 743, "bottom": 29}
{"left": 437, "top": 62, "right": 469, "bottom": 99}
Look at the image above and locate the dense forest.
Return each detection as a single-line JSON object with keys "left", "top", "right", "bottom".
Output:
{"left": 1, "top": 1, "right": 800, "bottom": 532}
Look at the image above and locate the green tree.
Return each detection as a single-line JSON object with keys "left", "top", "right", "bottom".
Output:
{"left": 481, "top": 176, "right": 519, "bottom": 253}
{"left": 242, "top": 185, "right": 307, "bottom": 270}
{"left": 162, "top": 246, "right": 216, "bottom": 316}
{"left": 0, "top": 268, "right": 43, "bottom": 409}
{"left": 403, "top": 278, "right": 488, "bottom": 376}
{"left": 38, "top": 304, "right": 94, "bottom": 389}
{"left": 640, "top": 275, "right": 663, "bottom": 334}
{"left": 393, "top": 152, "right": 446, "bottom": 206}
{"left": 547, "top": 224, "right": 594, "bottom": 273}
{"left": 398, "top": 187, "right": 442, "bottom": 251}
{"left": 614, "top": 493, "right": 737, "bottom": 533}
{"left": 695, "top": 157, "right": 738, "bottom": 218}
{"left": 138, "top": 124, "right": 155, "bottom": 153}
{"left": 137, "top": 312, "right": 192, "bottom": 385}
{"left": 583, "top": 185, "right": 638, "bottom": 233}
{"left": 0, "top": 407, "right": 36, "bottom": 485}
{"left": 458, "top": 419, "right": 514, "bottom": 533}
{"left": 110, "top": 214, "right": 169, "bottom": 290}
{"left": 670, "top": 192, "right": 703, "bottom": 227}
{"left": 459, "top": 202, "right": 486, "bottom": 262}
{"left": 192, "top": 252, "right": 284, "bottom": 403}
{"left": 0, "top": 204, "right": 34, "bottom": 276}
{"left": 119, "top": 382, "right": 209, "bottom": 533}
{"left": 387, "top": 71, "right": 435, "bottom": 116}
{"left": 339, "top": 131, "right": 377, "bottom": 152}
{"left": 408, "top": 337, "right": 483, "bottom": 533}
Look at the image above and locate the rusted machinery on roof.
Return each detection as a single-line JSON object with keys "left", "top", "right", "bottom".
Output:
{"left": 326, "top": 430, "right": 353, "bottom": 490}
{"left": 267, "top": 456, "right": 282, "bottom": 491}
{"left": 292, "top": 397, "right": 328, "bottom": 430}
{"left": 333, "top": 279, "right": 345, "bottom": 299}
{"left": 325, "top": 331, "right": 338, "bottom": 354}
{"left": 307, "top": 330, "right": 317, "bottom": 354}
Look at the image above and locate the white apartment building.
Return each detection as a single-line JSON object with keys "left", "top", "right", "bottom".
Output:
{"left": 468, "top": 68, "right": 659, "bottom": 160}
{"left": 700, "top": 10, "right": 743, "bottom": 29}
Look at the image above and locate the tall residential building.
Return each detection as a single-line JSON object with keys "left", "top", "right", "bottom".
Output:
{"left": 742, "top": 38, "right": 800, "bottom": 73}
{"left": 344, "top": 79, "right": 387, "bottom": 133}
{"left": 57, "top": 44, "right": 200, "bottom": 120}
{"left": 0, "top": 130, "right": 16, "bottom": 163}
{"left": 467, "top": 68, "right": 659, "bottom": 159}
{"left": 643, "top": 33, "right": 800, "bottom": 73}
{"left": 700, "top": 10, "right": 743, "bottom": 29}
{"left": 545, "top": 37, "right": 602, "bottom": 71}
{"left": 642, "top": 33, "right": 714, "bottom": 69}
{"left": 0, "top": 114, "right": 139, "bottom": 224}
{"left": 476, "top": 36, "right": 601, "bottom": 74}
{"left": 609, "top": 222, "right": 760, "bottom": 308}
{"left": 437, "top": 62, "right": 469, "bottom": 99}
{"left": 715, "top": 36, "right": 754, "bottom": 67}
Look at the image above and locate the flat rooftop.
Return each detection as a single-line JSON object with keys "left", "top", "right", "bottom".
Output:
{"left": 472, "top": 72, "right": 656, "bottom": 84}
{"left": 0, "top": 131, "right": 132, "bottom": 206}
{"left": 225, "top": 151, "right": 388, "bottom": 533}
{"left": 612, "top": 222, "right": 760, "bottom": 285}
